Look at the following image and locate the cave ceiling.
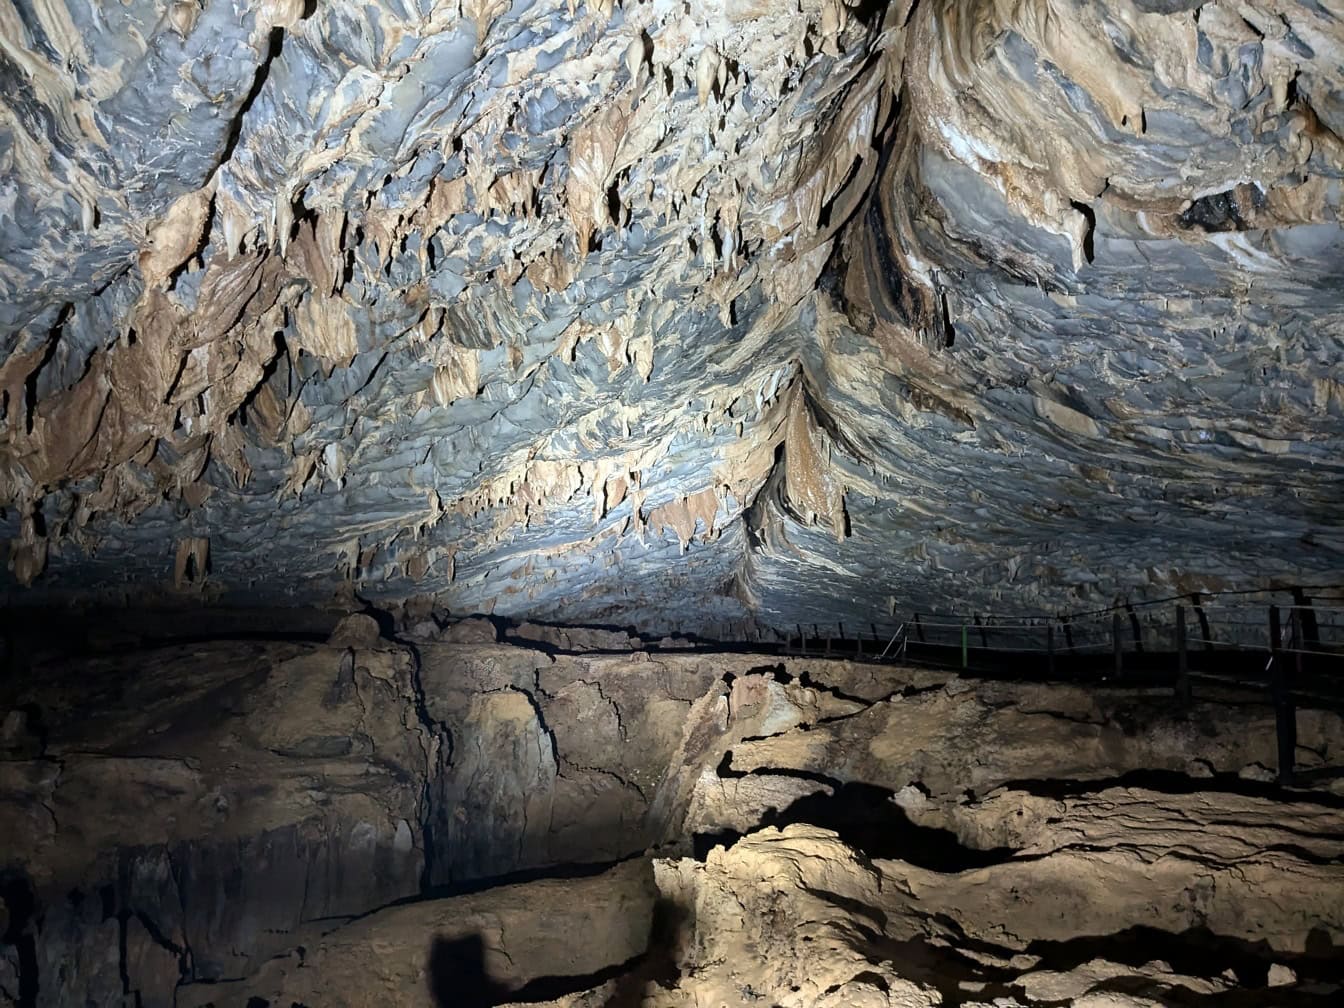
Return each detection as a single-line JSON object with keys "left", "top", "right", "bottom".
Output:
{"left": 1, "top": 0, "right": 1342, "bottom": 631}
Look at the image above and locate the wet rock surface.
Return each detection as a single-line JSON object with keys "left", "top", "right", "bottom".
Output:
{"left": 1, "top": 2, "right": 1341, "bottom": 631}
{"left": 2, "top": 635, "right": 1343, "bottom": 1005}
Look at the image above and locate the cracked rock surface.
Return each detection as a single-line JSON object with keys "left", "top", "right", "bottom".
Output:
{"left": 518, "top": 813, "right": 1344, "bottom": 1008}
{"left": 2, "top": 1, "right": 1342, "bottom": 630}
{"left": 3, "top": 635, "right": 1344, "bottom": 1005}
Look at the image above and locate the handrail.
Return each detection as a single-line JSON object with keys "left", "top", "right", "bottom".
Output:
{"left": 886, "top": 596, "right": 1344, "bottom": 671}
{"left": 879, "top": 622, "right": 907, "bottom": 660}
{"left": 768, "top": 593, "right": 1342, "bottom": 678}
{"left": 763, "top": 597, "right": 1340, "bottom": 788}
{"left": 912, "top": 585, "right": 1344, "bottom": 624}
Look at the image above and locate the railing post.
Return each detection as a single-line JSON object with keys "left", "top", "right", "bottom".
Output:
{"left": 1112, "top": 611, "right": 1124, "bottom": 679}
{"left": 914, "top": 613, "right": 926, "bottom": 643}
{"left": 880, "top": 624, "right": 905, "bottom": 661}
{"left": 797, "top": 623, "right": 805, "bottom": 656}
{"left": 1175, "top": 605, "right": 1190, "bottom": 707}
{"left": 1127, "top": 603, "right": 1143, "bottom": 653}
{"left": 1047, "top": 623, "right": 1056, "bottom": 678}
{"left": 1291, "top": 589, "right": 1320, "bottom": 673}
{"left": 1273, "top": 608, "right": 1298, "bottom": 786}
{"left": 961, "top": 624, "right": 968, "bottom": 670}
{"left": 1194, "top": 594, "right": 1213, "bottom": 652}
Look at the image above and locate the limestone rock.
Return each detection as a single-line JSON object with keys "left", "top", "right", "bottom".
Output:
{"left": 176, "top": 859, "right": 658, "bottom": 1008}
{"left": 510, "top": 623, "right": 640, "bottom": 652}
{"left": 327, "top": 612, "right": 383, "bottom": 648}
{"left": 1, "top": 1, "right": 1339, "bottom": 633}
{"left": 1239, "top": 762, "right": 1279, "bottom": 783}
{"left": 1268, "top": 963, "right": 1298, "bottom": 987}
{"left": 440, "top": 617, "right": 499, "bottom": 644}
{"left": 0, "top": 639, "right": 431, "bottom": 993}
{"left": 5, "top": 638, "right": 1344, "bottom": 1005}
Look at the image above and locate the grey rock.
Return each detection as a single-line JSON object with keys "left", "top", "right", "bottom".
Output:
{"left": 0, "top": 0, "right": 1340, "bottom": 637}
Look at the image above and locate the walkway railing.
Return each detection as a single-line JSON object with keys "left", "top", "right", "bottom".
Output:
{"left": 776, "top": 589, "right": 1344, "bottom": 786}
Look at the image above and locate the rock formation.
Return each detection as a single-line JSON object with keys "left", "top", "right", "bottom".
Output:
{"left": 2, "top": 632, "right": 1343, "bottom": 1005}
{"left": 1, "top": 1, "right": 1341, "bottom": 631}
{"left": 3, "top": 2, "right": 1344, "bottom": 1004}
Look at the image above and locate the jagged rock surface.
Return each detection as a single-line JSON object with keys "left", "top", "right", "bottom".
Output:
{"left": 3, "top": 637, "right": 1344, "bottom": 1005}
{"left": 165, "top": 802, "right": 1344, "bottom": 1007}
{"left": 520, "top": 816, "right": 1344, "bottom": 1008}
{"left": 1, "top": 1, "right": 1341, "bottom": 630}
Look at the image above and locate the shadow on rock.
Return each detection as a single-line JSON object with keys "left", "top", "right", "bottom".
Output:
{"left": 599, "top": 898, "right": 689, "bottom": 1007}
{"left": 423, "top": 896, "right": 689, "bottom": 1007}
{"left": 427, "top": 933, "right": 511, "bottom": 1008}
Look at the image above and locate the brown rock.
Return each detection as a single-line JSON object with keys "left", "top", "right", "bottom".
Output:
{"left": 176, "top": 859, "right": 658, "bottom": 1008}
{"left": 441, "top": 617, "right": 498, "bottom": 644}
{"left": 327, "top": 612, "right": 383, "bottom": 648}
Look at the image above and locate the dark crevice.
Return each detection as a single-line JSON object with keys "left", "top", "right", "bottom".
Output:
{"left": 383, "top": 632, "right": 448, "bottom": 894}
{"left": 234, "top": 333, "right": 289, "bottom": 429}
{"left": 996, "top": 768, "right": 1344, "bottom": 808}
{"left": 1070, "top": 199, "right": 1095, "bottom": 263}
{"left": 938, "top": 288, "right": 955, "bottom": 347}
{"left": 763, "top": 782, "right": 1014, "bottom": 869}
{"left": 695, "top": 769, "right": 1014, "bottom": 871}
{"left": 115, "top": 909, "right": 133, "bottom": 1006}
{"left": 167, "top": 192, "right": 218, "bottom": 288}
{"left": 219, "top": 27, "right": 285, "bottom": 168}
{"left": 23, "top": 306, "right": 68, "bottom": 435}
{"left": 0, "top": 874, "right": 39, "bottom": 1008}
{"left": 744, "top": 662, "right": 877, "bottom": 706}
{"left": 350, "top": 350, "right": 390, "bottom": 398}
{"left": 1026, "top": 925, "right": 1344, "bottom": 987}
{"left": 817, "top": 155, "right": 863, "bottom": 230}
{"left": 1178, "top": 187, "right": 1263, "bottom": 233}
{"left": 395, "top": 853, "right": 643, "bottom": 910}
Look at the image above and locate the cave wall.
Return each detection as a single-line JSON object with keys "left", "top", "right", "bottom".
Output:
{"left": 3, "top": 631, "right": 1343, "bottom": 1005}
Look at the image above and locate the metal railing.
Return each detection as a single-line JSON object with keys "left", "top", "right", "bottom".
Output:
{"left": 775, "top": 590, "right": 1344, "bottom": 786}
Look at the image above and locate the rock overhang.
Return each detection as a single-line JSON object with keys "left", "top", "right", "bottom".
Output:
{"left": 0, "top": 0, "right": 1341, "bottom": 632}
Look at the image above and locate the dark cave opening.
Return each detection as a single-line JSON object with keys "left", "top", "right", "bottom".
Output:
{"left": 0, "top": 875, "right": 38, "bottom": 1007}
{"left": 694, "top": 777, "right": 1015, "bottom": 871}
